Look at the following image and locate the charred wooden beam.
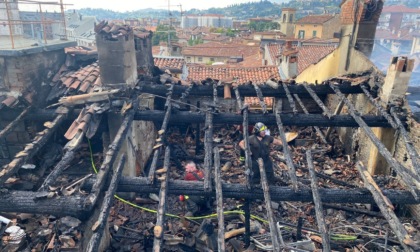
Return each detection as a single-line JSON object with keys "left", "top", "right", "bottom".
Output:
{"left": 0, "top": 112, "right": 67, "bottom": 185}
{"left": 204, "top": 108, "right": 214, "bottom": 191}
{"left": 357, "top": 162, "right": 417, "bottom": 252}
{"left": 275, "top": 100, "right": 298, "bottom": 190}
{"left": 148, "top": 85, "right": 173, "bottom": 184}
{"left": 38, "top": 148, "right": 77, "bottom": 191}
{"left": 258, "top": 158, "right": 283, "bottom": 249}
{"left": 180, "top": 83, "right": 194, "bottom": 101}
{"left": 325, "top": 97, "right": 347, "bottom": 140}
{"left": 390, "top": 107, "right": 420, "bottom": 175}
{"left": 0, "top": 191, "right": 88, "bottom": 217}
{"left": 98, "top": 176, "right": 420, "bottom": 204}
{"left": 306, "top": 150, "right": 331, "bottom": 252}
{"left": 153, "top": 147, "right": 171, "bottom": 251}
{"left": 214, "top": 147, "right": 225, "bottom": 252}
{"left": 303, "top": 83, "right": 332, "bottom": 117}
{"left": 234, "top": 88, "right": 251, "bottom": 188}
{"left": 84, "top": 99, "right": 137, "bottom": 208}
{"left": 86, "top": 155, "right": 126, "bottom": 252}
{"left": 0, "top": 106, "right": 32, "bottom": 140}
{"left": 134, "top": 110, "right": 398, "bottom": 128}
{"left": 282, "top": 83, "right": 297, "bottom": 114}
{"left": 244, "top": 199, "right": 251, "bottom": 247}
{"left": 253, "top": 84, "right": 267, "bottom": 113}
{"left": 293, "top": 94, "right": 328, "bottom": 144}
{"left": 330, "top": 83, "right": 420, "bottom": 199}
{"left": 138, "top": 82, "right": 363, "bottom": 98}
{"left": 360, "top": 85, "right": 397, "bottom": 128}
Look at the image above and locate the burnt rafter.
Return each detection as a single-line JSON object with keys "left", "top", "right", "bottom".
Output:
{"left": 214, "top": 147, "right": 226, "bottom": 252}
{"left": 303, "top": 83, "right": 332, "bottom": 117}
{"left": 330, "top": 83, "right": 420, "bottom": 199}
{"left": 1, "top": 178, "right": 420, "bottom": 218}
{"left": 0, "top": 111, "right": 67, "bottom": 185}
{"left": 282, "top": 83, "right": 298, "bottom": 114}
{"left": 0, "top": 106, "right": 32, "bottom": 140}
{"left": 137, "top": 82, "right": 364, "bottom": 98}
{"left": 275, "top": 100, "right": 298, "bottom": 190}
{"left": 234, "top": 87, "right": 251, "bottom": 188}
{"left": 134, "top": 111, "right": 399, "bottom": 128}
{"left": 147, "top": 84, "right": 174, "bottom": 184}
{"left": 87, "top": 176, "right": 420, "bottom": 205}
{"left": 153, "top": 147, "right": 171, "bottom": 251}
{"left": 86, "top": 155, "right": 126, "bottom": 252}
{"left": 84, "top": 98, "right": 138, "bottom": 208}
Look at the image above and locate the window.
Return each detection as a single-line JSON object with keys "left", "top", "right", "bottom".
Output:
{"left": 210, "top": 58, "right": 215, "bottom": 62}
{"left": 298, "top": 30, "right": 305, "bottom": 39}
{"left": 289, "top": 14, "right": 293, "bottom": 23}
{"left": 283, "top": 14, "right": 286, "bottom": 23}
{"left": 186, "top": 57, "right": 191, "bottom": 62}
{"left": 312, "top": 30, "right": 317, "bottom": 38}
{"left": 198, "top": 57, "right": 203, "bottom": 62}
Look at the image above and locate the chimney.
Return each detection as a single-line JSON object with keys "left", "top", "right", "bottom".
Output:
{"left": 95, "top": 21, "right": 137, "bottom": 87}
{"left": 285, "top": 40, "right": 292, "bottom": 50}
{"left": 339, "top": 0, "right": 384, "bottom": 59}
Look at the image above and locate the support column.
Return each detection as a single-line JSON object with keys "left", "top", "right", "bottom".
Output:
{"left": 367, "top": 57, "right": 414, "bottom": 175}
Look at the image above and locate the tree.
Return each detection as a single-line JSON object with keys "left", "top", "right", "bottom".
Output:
{"left": 152, "top": 25, "right": 177, "bottom": 46}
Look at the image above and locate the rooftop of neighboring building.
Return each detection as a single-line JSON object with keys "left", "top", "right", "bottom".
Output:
{"left": 0, "top": 36, "right": 76, "bottom": 56}
{"left": 295, "top": 14, "right": 337, "bottom": 24}
{"left": 182, "top": 41, "right": 259, "bottom": 58}
{"left": 186, "top": 64, "right": 280, "bottom": 84}
{"left": 382, "top": 5, "right": 420, "bottom": 14}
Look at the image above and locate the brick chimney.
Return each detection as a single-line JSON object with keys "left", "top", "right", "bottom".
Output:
{"left": 279, "top": 41, "right": 298, "bottom": 79}
{"left": 95, "top": 21, "right": 137, "bottom": 86}
{"left": 339, "top": 0, "right": 384, "bottom": 58}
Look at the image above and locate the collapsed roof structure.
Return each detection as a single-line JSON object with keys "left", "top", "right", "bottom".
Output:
{"left": 1, "top": 0, "right": 420, "bottom": 251}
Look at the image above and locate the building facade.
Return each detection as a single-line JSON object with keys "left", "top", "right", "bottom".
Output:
{"left": 181, "top": 15, "right": 233, "bottom": 29}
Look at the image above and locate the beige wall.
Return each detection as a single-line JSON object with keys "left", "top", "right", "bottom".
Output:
{"left": 185, "top": 55, "right": 227, "bottom": 64}
{"left": 294, "top": 24, "right": 324, "bottom": 39}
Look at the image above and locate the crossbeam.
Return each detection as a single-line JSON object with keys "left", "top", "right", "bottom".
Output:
{"left": 134, "top": 111, "right": 398, "bottom": 127}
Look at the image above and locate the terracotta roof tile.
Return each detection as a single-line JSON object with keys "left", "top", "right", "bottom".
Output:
{"left": 65, "top": 46, "right": 97, "bottom": 55}
{"left": 296, "top": 14, "right": 336, "bottom": 24}
{"left": 154, "top": 57, "right": 185, "bottom": 72}
{"left": 186, "top": 65, "right": 280, "bottom": 85}
{"left": 182, "top": 42, "right": 259, "bottom": 58}
{"left": 297, "top": 45, "right": 335, "bottom": 74}
{"left": 48, "top": 63, "right": 101, "bottom": 102}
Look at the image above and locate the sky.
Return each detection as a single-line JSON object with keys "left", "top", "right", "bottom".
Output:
{"left": 20, "top": 0, "right": 283, "bottom": 12}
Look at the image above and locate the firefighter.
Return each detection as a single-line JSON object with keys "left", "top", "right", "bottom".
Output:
{"left": 238, "top": 122, "right": 294, "bottom": 184}
{"left": 179, "top": 161, "right": 212, "bottom": 216}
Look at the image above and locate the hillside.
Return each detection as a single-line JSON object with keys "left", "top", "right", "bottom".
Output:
{"left": 75, "top": 0, "right": 420, "bottom": 21}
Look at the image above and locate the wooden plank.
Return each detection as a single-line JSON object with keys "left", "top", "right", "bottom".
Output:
{"left": 275, "top": 100, "right": 298, "bottom": 191}
{"left": 253, "top": 84, "right": 267, "bottom": 113}
{"left": 86, "top": 155, "right": 126, "bottom": 252}
{"left": 214, "top": 147, "right": 225, "bottom": 252}
{"left": 258, "top": 158, "right": 283, "bottom": 250}
{"left": 306, "top": 150, "right": 331, "bottom": 252}
{"left": 357, "top": 162, "right": 417, "bottom": 252}
{"left": 0, "top": 106, "right": 32, "bottom": 139}
{"left": 282, "top": 83, "right": 297, "bottom": 114}
{"left": 153, "top": 147, "right": 171, "bottom": 251}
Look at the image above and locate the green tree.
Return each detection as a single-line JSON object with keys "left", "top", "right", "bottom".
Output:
{"left": 152, "top": 25, "right": 177, "bottom": 46}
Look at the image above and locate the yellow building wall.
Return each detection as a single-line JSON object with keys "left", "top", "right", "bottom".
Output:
{"left": 296, "top": 48, "right": 375, "bottom": 84}
{"left": 411, "top": 37, "right": 420, "bottom": 55}
{"left": 294, "top": 24, "right": 324, "bottom": 39}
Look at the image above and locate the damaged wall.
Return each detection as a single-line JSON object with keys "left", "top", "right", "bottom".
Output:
{"left": 0, "top": 50, "right": 66, "bottom": 96}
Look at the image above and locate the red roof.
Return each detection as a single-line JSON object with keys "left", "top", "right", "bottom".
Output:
{"left": 186, "top": 65, "right": 281, "bottom": 85}
{"left": 297, "top": 45, "right": 336, "bottom": 74}
{"left": 154, "top": 57, "right": 185, "bottom": 72}
{"left": 296, "top": 14, "right": 336, "bottom": 24}
{"left": 182, "top": 42, "right": 259, "bottom": 58}
{"left": 382, "top": 5, "right": 420, "bottom": 13}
